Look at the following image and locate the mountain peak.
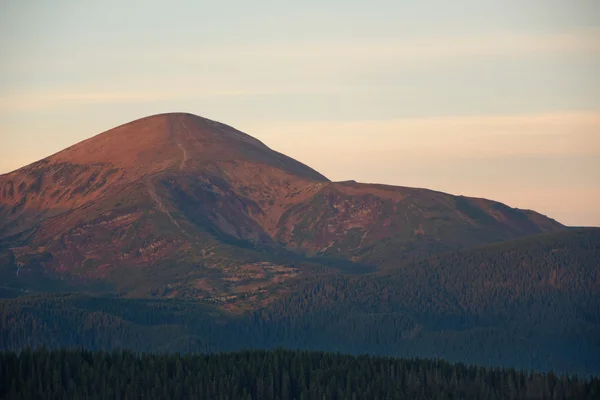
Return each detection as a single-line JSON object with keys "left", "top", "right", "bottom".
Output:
{"left": 0, "top": 112, "right": 329, "bottom": 237}
{"left": 20, "top": 112, "right": 328, "bottom": 181}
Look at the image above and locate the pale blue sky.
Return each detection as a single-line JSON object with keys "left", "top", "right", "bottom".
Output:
{"left": 1, "top": 0, "right": 599, "bottom": 225}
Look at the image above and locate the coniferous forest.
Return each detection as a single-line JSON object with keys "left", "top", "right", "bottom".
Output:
{"left": 1, "top": 229, "right": 599, "bottom": 399}
{"left": 2, "top": 229, "right": 599, "bottom": 376}
{"left": 1, "top": 348, "right": 599, "bottom": 400}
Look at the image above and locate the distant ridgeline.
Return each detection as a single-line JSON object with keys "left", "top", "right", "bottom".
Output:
{"left": 1, "top": 349, "right": 599, "bottom": 400}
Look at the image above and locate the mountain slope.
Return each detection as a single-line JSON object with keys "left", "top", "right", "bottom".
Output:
{"left": 256, "top": 228, "right": 600, "bottom": 373}
{"left": 274, "top": 180, "right": 563, "bottom": 265}
{"left": 0, "top": 112, "right": 328, "bottom": 237}
{"left": 0, "top": 112, "right": 564, "bottom": 299}
{"left": 2, "top": 229, "right": 599, "bottom": 374}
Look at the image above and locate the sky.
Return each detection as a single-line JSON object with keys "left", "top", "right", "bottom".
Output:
{"left": 0, "top": 0, "right": 599, "bottom": 226}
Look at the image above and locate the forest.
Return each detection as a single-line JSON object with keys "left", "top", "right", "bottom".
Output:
{"left": 1, "top": 229, "right": 599, "bottom": 380}
{"left": 1, "top": 348, "right": 599, "bottom": 400}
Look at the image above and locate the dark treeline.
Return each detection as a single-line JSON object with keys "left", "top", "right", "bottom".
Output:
{"left": 2, "top": 348, "right": 599, "bottom": 400}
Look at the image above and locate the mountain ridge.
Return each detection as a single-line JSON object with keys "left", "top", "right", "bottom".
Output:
{"left": 0, "top": 112, "right": 565, "bottom": 301}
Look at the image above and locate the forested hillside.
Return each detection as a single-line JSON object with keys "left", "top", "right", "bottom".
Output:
{"left": 257, "top": 228, "right": 600, "bottom": 373}
{"left": 2, "top": 349, "right": 598, "bottom": 400}
{"left": 2, "top": 230, "right": 599, "bottom": 376}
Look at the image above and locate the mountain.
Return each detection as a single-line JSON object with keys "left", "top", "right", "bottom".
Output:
{"left": 0, "top": 112, "right": 564, "bottom": 300}
{"left": 0, "top": 113, "right": 596, "bottom": 374}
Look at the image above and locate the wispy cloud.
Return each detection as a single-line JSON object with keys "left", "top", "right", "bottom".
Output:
{"left": 77, "top": 30, "right": 598, "bottom": 72}
{"left": 1, "top": 27, "right": 598, "bottom": 113}
{"left": 2, "top": 28, "right": 599, "bottom": 102}
{"left": 249, "top": 111, "right": 600, "bottom": 159}
{"left": 221, "top": 29, "right": 600, "bottom": 63}
{"left": 7, "top": 28, "right": 599, "bottom": 71}
{"left": 0, "top": 83, "right": 364, "bottom": 112}
{"left": 0, "top": 90, "right": 184, "bottom": 112}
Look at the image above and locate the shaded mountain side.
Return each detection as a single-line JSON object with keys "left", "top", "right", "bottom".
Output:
{"left": 2, "top": 229, "right": 599, "bottom": 375}
{"left": 0, "top": 112, "right": 564, "bottom": 297}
